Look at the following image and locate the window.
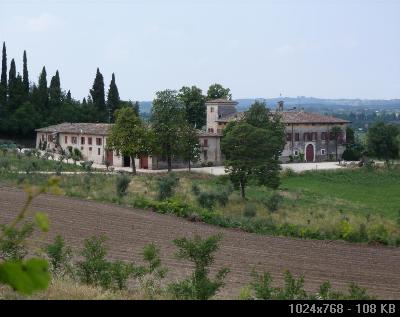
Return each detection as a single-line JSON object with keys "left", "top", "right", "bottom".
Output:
{"left": 203, "top": 150, "right": 208, "bottom": 161}
{"left": 64, "top": 136, "right": 68, "bottom": 144}
{"left": 41, "top": 134, "right": 45, "bottom": 141}
{"left": 312, "top": 132, "right": 318, "bottom": 141}
{"left": 48, "top": 135, "right": 52, "bottom": 142}
{"left": 81, "top": 137, "right": 85, "bottom": 145}
{"left": 71, "top": 137, "right": 77, "bottom": 144}
{"left": 304, "top": 133, "right": 311, "bottom": 142}
{"left": 208, "top": 128, "right": 214, "bottom": 133}
{"left": 295, "top": 133, "right": 299, "bottom": 141}
{"left": 88, "top": 137, "right": 92, "bottom": 145}
{"left": 321, "top": 149, "right": 326, "bottom": 155}
{"left": 96, "top": 138, "right": 102, "bottom": 146}
{"left": 294, "top": 150, "right": 299, "bottom": 156}
{"left": 81, "top": 146, "right": 84, "bottom": 151}
{"left": 203, "top": 139, "right": 208, "bottom": 147}
{"left": 98, "top": 148, "right": 101, "bottom": 155}
{"left": 210, "top": 107, "right": 214, "bottom": 113}
{"left": 286, "top": 133, "right": 292, "bottom": 141}
{"left": 89, "top": 147, "right": 92, "bottom": 151}
{"left": 321, "top": 132, "right": 326, "bottom": 140}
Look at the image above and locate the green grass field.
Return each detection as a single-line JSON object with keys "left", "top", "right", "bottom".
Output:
{"left": 281, "top": 169, "right": 400, "bottom": 219}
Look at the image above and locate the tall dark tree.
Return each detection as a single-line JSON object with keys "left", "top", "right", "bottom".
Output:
{"left": 37, "top": 66, "right": 48, "bottom": 111}
{"left": 0, "top": 42, "right": 7, "bottom": 110}
{"left": 106, "top": 73, "right": 120, "bottom": 122}
{"left": 49, "top": 70, "right": 61, "bottom": 107}
{"left": 66, "top": 90, "right": 72, "bottom": 102}
{"left": 22, "top": 50, "right": 29, "bottom": 97}
{"left": 89, "top": 68, "right": 106, "bottom": 122}
{"left": 7, "top": 59, "right": 17, "bottom": 114}
{"left": 179, "top": 86, "right": 206, "bottom": 128}
{"left": 151, "top": 89, "right": 186, "bottom": 172}
{"left": 207, "top": 83, "right": 231, "bottom": 100}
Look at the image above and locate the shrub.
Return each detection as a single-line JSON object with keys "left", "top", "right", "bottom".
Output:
{"left": 76, "top": 236, "right": 112, "bottom": 288}
{"left": 0, "top": 222, "right": 34, "bottom": 261}
{"left": 197, "top": 192, "right": 217, "bottom": 210}
{"left": 263, "top": 192, "right": 283, "bottom": 212}
{"left": 191, "top": 183, "right": 200, "bottom": 196}
{"left": 243, "top": 203, "right": 257, "bottom": 218}
{"left": 81, "top": 160, "right": 94, "bottom": 172}
{"left": 109, "top": 260, "right": 135, "bottom": 290}
{"left": 156, "top": 173, "right": 179, "bottom": 201}
{"left": 167, "top": 234, "right": 229, "bottom": 300}
{"left": 54, "top": 161, "right": 63, "bottom": 176}
{"left": 46, "top": 235, "right": 73, "bottom": 277}
{"left": 206, "top": 161, "right": 214, "bottom": 167}
{"left": 25, "top": 161, "right": 38, "bottom": 174}
{"left": 116, "top": 174, "right": 131, "bottom": 198}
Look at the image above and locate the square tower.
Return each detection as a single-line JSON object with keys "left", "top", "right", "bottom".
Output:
{"left": 206, "top": 99, "right": 238, "bottom": 134}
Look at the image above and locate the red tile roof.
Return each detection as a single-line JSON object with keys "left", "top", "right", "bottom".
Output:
{"left": 35, "top": 123, "right": 112, "bottom": 135}
{"left": 217, "top": 111, "right": 350, "bottom": 124}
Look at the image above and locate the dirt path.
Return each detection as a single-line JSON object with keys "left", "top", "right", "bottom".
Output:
{"left": 0, "top": 186, "right": 399, "bottom": 299}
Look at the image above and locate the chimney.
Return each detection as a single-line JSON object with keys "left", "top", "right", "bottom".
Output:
{"left": 277, "top": 100, "right": 284, "bottom": 112}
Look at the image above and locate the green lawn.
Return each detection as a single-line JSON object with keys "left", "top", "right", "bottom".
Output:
{"left": 281, "top": 169, "right": 400, "bottom": 219}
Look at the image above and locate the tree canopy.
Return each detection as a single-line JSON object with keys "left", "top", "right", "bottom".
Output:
{"left": 367, "top": 121, "right": 399, "bottom": 166}
{"left": 179, "top": 86, "right": 206, "bottom": 128}
{"left": 107, "top": 107, "right": 153, "bottom": 174}
{"left": 221, "top": 102, "right": 285, "bottom": 198}
{"left": 206, "top": 84, "right": 231, "bottom": 100}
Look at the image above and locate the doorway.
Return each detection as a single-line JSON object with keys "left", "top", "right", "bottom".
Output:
{"left": 306, "top": 144, "right": 314, "bottom": 162}
{"left": 123, "top": 156, "right": 131, "bottom": 167}
{"left": 139, "top": 156, "right": 148, "bottom": 169}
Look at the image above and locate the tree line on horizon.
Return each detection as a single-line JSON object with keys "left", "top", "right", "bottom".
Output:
{"left": 0, "top": 42, "right": 233, "bottom": 139}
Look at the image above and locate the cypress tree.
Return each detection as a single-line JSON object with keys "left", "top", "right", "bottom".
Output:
{"left": 106, "top": 72, "right": 120, "bottom": 122}
{"left": 66, "top": 90, "right": 72, "bottom": 102}
{"left": 49, "top": 70, "right": 61, "bottom": 106}
{"left": 22, "top": 50, "right": 29, "bottom": 96}
{"left": 0, "top": 42, "right": 7, "bottom": 116}
{"left": 89, "top": 68, "right": 106, "bottom": 122}
{"left": 0, "top": 42, "right": 6, "bottom": 88}
{"left": 37, "top": 66, "right": 48, "bottom": 110}
{"left": 7, "top": 59, "right": 17, "bottom": 114}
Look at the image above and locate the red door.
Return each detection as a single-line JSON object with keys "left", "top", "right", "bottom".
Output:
{"left": 106, "top": 150, "right": 113, "bottom": 166}
{"left": 139, "top": 156, "right": 148, "bottom": 169}
{"left": 306, "top": 144, "right": 314, "bottom": 162}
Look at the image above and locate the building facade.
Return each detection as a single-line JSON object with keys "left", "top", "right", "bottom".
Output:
{"left": 35, "top": 100, "right": 349, "bottom": 170}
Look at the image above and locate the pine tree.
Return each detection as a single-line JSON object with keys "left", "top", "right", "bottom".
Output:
{"left": 38, "top": 66, "right": 48, "bottom": 110}
{"left": 49, "top": 70, "right": 61, "bottom": 107}
{"left": 0, "top": 42, "right": 7, "bottom": 110}
{"left": 22, "top": 50, "right": 29, "bottom": 97}
{"left": 106, "top": 73, "right": 120, "bottom": 122}
{"left": 89, "top": 68, "right": 106, "bottom": 122}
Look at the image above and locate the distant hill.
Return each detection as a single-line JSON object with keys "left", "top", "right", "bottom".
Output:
{"left": 138, "top": 97, "right": 400, "bottom": 113}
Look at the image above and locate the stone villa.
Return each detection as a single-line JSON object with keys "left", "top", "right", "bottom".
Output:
{"left": 35, "top": 99, "right": 349, "bottom": 169}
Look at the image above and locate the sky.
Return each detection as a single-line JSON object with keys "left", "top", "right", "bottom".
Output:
{"left": 1, "top": 0, "right": 399, "bottom": 101}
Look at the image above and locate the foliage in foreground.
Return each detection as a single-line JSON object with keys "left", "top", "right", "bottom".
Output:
{"left": 168, "top": 235, "right": 229, "bottom": 300}
{"left": 240, "top": 270, "right": 374, "bottom": 300}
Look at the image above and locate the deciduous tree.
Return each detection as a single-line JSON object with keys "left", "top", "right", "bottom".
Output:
{"left": 206, "top": 83, "right": 231, "bottom": 100}
{"left": 179, "top": 86, "right": 206, "bottom": 128}
{"left": 151, "top": 89, "right": 186, "bottom": 172}
{"left": 107, "top": 107, "right": 153, "bottom": 174}
{"left": 367, "top": 121, "right": 400, "bottom": 167}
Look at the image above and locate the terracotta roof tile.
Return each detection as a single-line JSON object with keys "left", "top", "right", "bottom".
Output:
{"left": 35, "top": 123, "right": 112, "bottom": 135}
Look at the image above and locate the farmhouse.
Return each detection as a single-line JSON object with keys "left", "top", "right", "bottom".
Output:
{"left": 35, "top": 99, "right": 349, "bottom": 169}
{"left": 203, "top": 99, "right": 350, "bottom": 163}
